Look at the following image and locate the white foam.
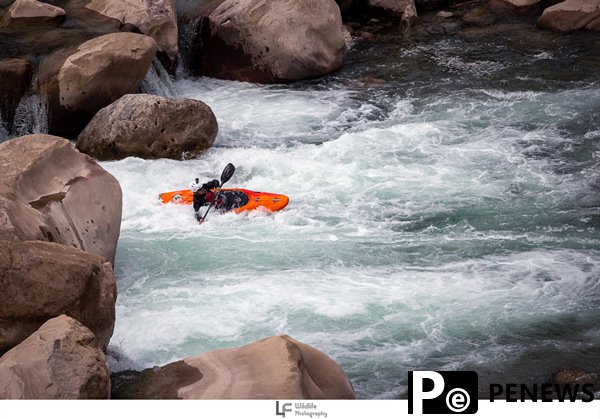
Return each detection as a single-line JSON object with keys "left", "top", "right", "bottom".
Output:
{"left": 102, "top": 74, "right": 600, "bottom": 397}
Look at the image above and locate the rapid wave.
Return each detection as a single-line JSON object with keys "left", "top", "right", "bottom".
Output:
{"left": 103, "top": 34, "right": 600, "bottom": 398}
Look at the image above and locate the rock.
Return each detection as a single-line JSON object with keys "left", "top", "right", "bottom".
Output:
{"left": 553, "top": 369, "right": 600, "bottom": 386}
{"left": 0, "top": 0, "right": 65, "bottom": 28}
{"left": 493, "top": 0, "right": 540, "bottom": 8}
{"left": 486, "top": 0, "right": 542, "bottom": 17}
{"left": 342, "top": 25, "right": 354, "bottom": 49}
{"left": 112, "top": 335, "right": 356, "bottom": 399}
{"left": 401, "top": 1, "right": 418, "bottom": 30}
{"left": 0, "top": 58, "right": 31, "bottom": 132}
{"left": 367, "top": 0, "right": 416, "bottom": 18}
{"left": 34, "top": 32, "right": 157, "bottom": 136}
{"left": 0, "top": 239, "right": 116, "bottom": 354}
{"left": 335, "top": 0, "right": 364, "bottom": 17}
{"left": 0, "top": 134, "right": 122, "bottom": 264}
{"left": 84, "top": 0, "right": 178, "bottom": 70}
{"left": 76, "top": 94, "right": 218, "bottom": 160}
{"left": 190, "top": 0, "right": 346, "bottom": 83}
{"left": 0, "top": 315, "right": 110, "bottom": 399}
{"left": 415, "top": 0, "right": 446, "bottom": 11}
{"left": 537, "top": 0, "right": 600, "bottom": 32}
{"left": 462, "top": 6, "right": 496, "bottom": 26}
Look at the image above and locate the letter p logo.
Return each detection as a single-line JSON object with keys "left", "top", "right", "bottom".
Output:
{"left": 408, "top": 371, "right": 478, "bottom": 414}
{"left": 409, "top": 371, "right": 445, "bottom": 414}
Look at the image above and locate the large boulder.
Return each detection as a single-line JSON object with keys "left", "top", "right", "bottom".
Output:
{"left": 33, "top": 32, "right": 157, "bottom": 136}
{"left": 0, "top": 315, "right": 110, "bottom": 399}
{"left": 84, "top": 0, "right": 178, "bottom": 70}
{"left": 76, "top": 94, "right": 218, "bottom": 160}
{"left": 112, "top": 335, "right": 356, "bottom": 399}
{"left": 0, "top": 58, "right": 31, "bottom": 132}
{"left": 537, "top": 0, "right": 600, "bottom": 32}
{"left": 0, "top": 0, "right": 65, "bottom": 28}
{"left": 190, "top": 0, "right": 346, "bottom": 83}
{"left": 0, "top": 239, "right": 116, "bottom": 354}
{"left": 0, "top": 134, "right": 122, "bottom": 264}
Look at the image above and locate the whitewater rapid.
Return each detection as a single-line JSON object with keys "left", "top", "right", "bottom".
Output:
{"left": 103, "top": 34, "right": 600, "bottom": 398}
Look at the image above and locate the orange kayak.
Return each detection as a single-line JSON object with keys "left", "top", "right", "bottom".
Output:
{"left": 159, "top": 188, "right": 289, "bottom": 213}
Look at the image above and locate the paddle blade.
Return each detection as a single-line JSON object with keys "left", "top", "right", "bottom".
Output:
{"left": 220, "top": 163, "right": 235, "bottom": 186}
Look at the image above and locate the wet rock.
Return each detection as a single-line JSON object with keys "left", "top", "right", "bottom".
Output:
{"left": 112, "top": 335, "right": 356, "bottom": 399}
{"left": 0, "top": 58, "right": 30, "bottom": 132}
{"left": 0, "top": 239, "right": 116, "bottom": 354}
{"left": 343, "top": 25, "right": 355, "bottom": 49}
{"left": 84, "top": 0, "right": 178, "bottom": 71}
{"left": 368, "top": 0, "right": 417, "bottom": 19}
{"left": 0, "top": 134, "right": 122, "bottom": 264}
{"left": 189, "top": 0, "right": 346, "bottom": 83}
{"left": 0, "top": 315, "right": 110, "bottom": 399}
{"left": 33, "top": 32, "right": 157, "bottom": 136}
{"left": 553, "top": 369, "right": 600, "bottom": 386}
{"left": 76, "top": 94, "right": 218, "bottom": 160}
{"left": 537, "top": 0, "right": 600, "bottom": 32}
{"left": 0, "top": 0, "right": 65, "bottom": 28}
{"left": 462, "top": 6, "right": 496, "bottom": 26}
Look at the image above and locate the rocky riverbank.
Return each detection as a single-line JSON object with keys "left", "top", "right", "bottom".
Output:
{"left": 1, "top": 0, "right": 599, "bottom": 400}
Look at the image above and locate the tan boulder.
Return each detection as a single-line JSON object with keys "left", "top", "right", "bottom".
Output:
{"left": 0, "top": 0, "right": 65, "bottom": 28}
{"left": 0, "top": 315, "right": 110, "bottom": 399}
{"left": 0, "top": 58, "right": 31, "bottom": 132}
{"left": 190, "top": 0, "right": 346, "bottom": 83}
{"left": 34, "top": 32, "right": 157, "bottom": 136}
{"left": 84, "top": 0, "right": 178, "bottom": 64}
{"left": 112, "top": 335, "right": 356, "bottom": 399}
{"left": 0, "top": 239, "right": 116, "bottom": 354}
{"left": 537, "top": 0, "right": 600, "bottom": 32}
{"left": 0, "top": 134, "right": 122, "bottom": 264}
{"left": 76, "top": 93, "right": 217, "bottom": 160}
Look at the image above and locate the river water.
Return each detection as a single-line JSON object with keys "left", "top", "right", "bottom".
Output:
{"left": 103, "top": 26, "right": 600, "bottom": 398}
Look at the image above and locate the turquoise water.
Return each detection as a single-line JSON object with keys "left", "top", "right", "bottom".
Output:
{"left": 103, "top": 31, "right": 600, "bottom": 398}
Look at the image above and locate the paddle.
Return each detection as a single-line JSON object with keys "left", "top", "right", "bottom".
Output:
{"left": 198, "top": 162, "right": 236, "bottom": 224}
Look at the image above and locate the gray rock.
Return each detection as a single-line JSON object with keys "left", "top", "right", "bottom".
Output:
{"left": 76, "top": 94, "right": 218, "bottom": 160}
{"left": 190, "top": 0, "right": 346, "bottom": 83}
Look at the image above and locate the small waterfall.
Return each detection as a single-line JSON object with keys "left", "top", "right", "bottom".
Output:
{"left": 12, "top": 95, "right": 49, "bottom": 138}
{"left": 140, "top": 58, "right": 179, "bottom": 98}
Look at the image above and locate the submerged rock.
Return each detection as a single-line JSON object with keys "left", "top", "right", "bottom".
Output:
{"left": 0, "top": 134, "right": 122, "bottom": 264}
{"left": 0, "top": 239, "right": 116, "bottom": 354}
{"left": 0, "top": 315, "right": 110, "bottom": 399}
{"left": 112, "top": 335, "right": 356, "bottom": 399}
{"left": 189, "top": 0, "right": 346, "bottom": 83}
{"left": 537, "top": 0, "right": 600, "bottom": 32}
{"left": 34, "top": 32, "right": 157, "bottom": 136}
{"left": 76, "top": 94, "right": 218, "bottom": 160}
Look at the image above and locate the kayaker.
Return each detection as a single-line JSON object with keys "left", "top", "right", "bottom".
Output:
{"left": 190, "top": 178, "right": 220, "bottom": 216}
